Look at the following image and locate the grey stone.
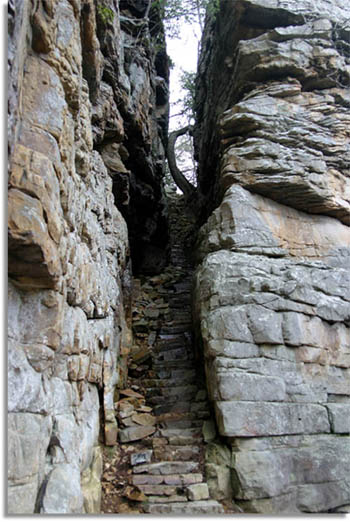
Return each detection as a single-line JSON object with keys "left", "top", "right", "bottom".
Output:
{"left": 146, "top": 494, "right": 187, "bottom": 503}
{"left": 130, "top": 449, "right": 153, "bottom": 466}
{"left": 41, "top": 464, "right": 83, "bottom": 513}
{"left": 206, "top": 340, "right": 260, "bottom": 358}
{"left": 52, "top": 414, "right": 80, "bottom": 464}
{"left": 144, "top": 499, "right": 225, "bottom": 514}
{"left": 247, "top": 306, "right": 283, "bottom": 345}
{"left": 205, "top": 441, "right": 232, "bottom": 467}
{"left": 119, "top": 426, "right": 156, "bottom": 442}
{"left": 138, "top": 484, "right": 178, "bottom": 496}
{"left": 8, "top": 412, "right": 52, "bottom": 484}
{"left": 154, "top": 445, "right": 200, "bottom": 461}
{"left": 133, "top": 461, "right": 199, "bottom": 475}
{"left": 215, "top": 401, "right": 330, "bottom": 437}
{"left": 193, "top": 0, "right": 350, "bottom": 514}
{"left": 297, "top": 480, "right": 350, "bottom": 513}
{"left": 217, "top": 370, "right": 286, "bottom": 401}
{"left": 204, "top": 307, "right": 254, "bottom": 343}
{"left": 132, "top": 475, "right": 163, "bottom": 485}
{"left": 186, "top": 483, "right": 209, "bottom": 500}
{"left": 81, "top": 446, "right": 103, "bottom": 514}
{"left": 163, "top": 473, "right": 203, "bottom": 485}
{"left": 232, "top": 434, "right": 350, "bottom": 503}
{"left": 237, "top": 488, "right": 300, "bottom": 514}
{"left": 7, "top": 481, "right": 38, "bottom": 514}
{"left": 326, "top": 404, "right": 350, "bottom": 434}
{"left": 7, "top": 0, "right": 170, "bottom": 513}
{"left": 205, "top": 463, "right": 232, "bottom": 500}
{"left": 8, "top": 340, "right": 51, "bottom": 414}
{"left": 160, "top": 428, "right": 202, "bottom": 445}
{"left": 233, "top": 447, "right": 294, "bottom": 499}
{"left": 202, "top": 419, "right": 216, "bottom": 442}
{"left": 196, "top": 187, "right": 350, "bottom": 262}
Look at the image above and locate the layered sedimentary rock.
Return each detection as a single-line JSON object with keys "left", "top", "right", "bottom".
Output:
{"left": 8, "top": 0, "right": 168, "bottom": 513}
{"left": 194, "top": 0, "right": 350, "bottom": 513}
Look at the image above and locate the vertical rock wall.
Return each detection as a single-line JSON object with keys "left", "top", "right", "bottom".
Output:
{"left": 194, "top": 0, "right": 350, "bottom": 513}
{"left": 8, "top": 0, "right": 169, "bottom": 513}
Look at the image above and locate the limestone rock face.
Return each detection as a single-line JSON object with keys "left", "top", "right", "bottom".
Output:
{"left": 8, "top": 0, "right": 168, "bottom": 514}
{"left": 194, "top": 0, "right": 350, "bottom": 513}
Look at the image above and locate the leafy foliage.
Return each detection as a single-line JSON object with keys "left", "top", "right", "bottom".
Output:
{"left": 176, "top": 70, "right": 196, "bottom": 121}
{"left": 152, "top": 0, "right": 219, "bottom": 38}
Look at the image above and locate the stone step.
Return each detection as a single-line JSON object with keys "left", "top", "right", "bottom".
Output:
{"left": 153, "top": 360, "right": 194, "bottom": 370}
{"left": 157, "top": 333, "right": 188, "bottom": 342}
{"left": 144, "top": 500, "right": 225, "bottom": 514}
{"left": 162, "top": 321, "right": 192, "bottom": 330}
{"left": 132, "top": 473, "right": 203, "bottom": 486}
{"left": 156, "top": 338, "right": 188, "bottom": 351}
{"left": 167, "top": 311, "right": 192, "bottom": 320}
{"left": 170, "top": 368, "right": 197, "bottom": 380}
{"left": 143, "top": 376, "right": 196, "bottom": 388}
{"left": 159, "top": 325, "right": 192, "bottom": 335}
{"left": 137, "top": 484, "right": 184, "bottom": 496}
{"left": 192, "top": 411, "right": 211, "bottom": 421}
{"left": 161, "top": 419, "right": 204, "bottom": 429}
{"left": 156, "top": 411, "right": 197, "bottom": 424}
{"left": 167, "top": 299, "right": 191, "bottom": 308}
{"left": 153, "top": 401, "right": 192, "bottom": 416}
{"left": 153, "top": 347, "right": 191, "bottom": 362}
{"left": 146, "top": 384, "right": 198, "bottom": 399}
{"left": 146, "top": 495, "right": 187, "bottom": 503}
{"left": 151, "top": 367, "right": 196, "bottom": 380}
{"left": 160, "top": 428, "right": 203, "bottom": 445}
{"left": 153, "top": 445, "right": 201, "bottom": 461}
{"left": 133, "top": 461, "right": 199, "bottom": 475}
{"left": 168, "top": 303, "right": 191, "bottom": 311}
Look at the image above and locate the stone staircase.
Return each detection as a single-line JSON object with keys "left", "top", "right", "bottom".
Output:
{"left": 101, "top": 195, "right": 227, "bottom": 514}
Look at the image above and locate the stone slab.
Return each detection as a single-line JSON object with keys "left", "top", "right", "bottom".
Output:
{"left": 217, "top": 371, "right": 286, "bottom": 401}
{"left": 119, "top": 426, "right": 156, "bottom": 442}
{"left": 186, "top": 483, "right": 209, "bottom": 501}
{"left": 133, "top": 461, "right": 198, "bottom": 475}
{"left": 130, "top": 450, "right": 153, "bottom": 466}
{"left": 144, "top": 500, "right": 225, "bottom": 514}
{"left": 326, "top": 404, "right": 350, "bottom": 434}
{"left": 215, "top": 401, "right": 330, "bottom": 437}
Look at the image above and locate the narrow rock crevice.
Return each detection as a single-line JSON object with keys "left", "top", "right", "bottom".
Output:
{"left": 101, "top": 195, "right": 240, "bottom": 514}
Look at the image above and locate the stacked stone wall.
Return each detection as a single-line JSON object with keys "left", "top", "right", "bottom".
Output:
{"left": 8, "top": 0, "right": 168, "bottom": 513}
{"left": 194, "top": 0, "right": 350, "bottom": 513}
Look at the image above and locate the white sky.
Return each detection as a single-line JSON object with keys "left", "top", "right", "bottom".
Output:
{"left": 166, "top": 22, "right": 201, "bottom": 130}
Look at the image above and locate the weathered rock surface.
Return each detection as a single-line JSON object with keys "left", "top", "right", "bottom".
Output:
{"left": 8, "top": 0, "right": 169, "bottom": 514}
{"left": 100, "top": 196, "right": 238, "bottom": 515}
{"left": 194, "top": 0, "right": 350, "bottom": 513}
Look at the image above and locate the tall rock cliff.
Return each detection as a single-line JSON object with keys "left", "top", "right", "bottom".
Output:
{"left": 8, "top": 0, "right": 169, "bottom": 513}
{"left": 194, "top": 0, "right": 350, "bottom": 513}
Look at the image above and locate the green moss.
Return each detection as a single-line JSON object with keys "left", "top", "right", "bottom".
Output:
{"left": 97, "top": 4, "right": 114, "bottom": 25}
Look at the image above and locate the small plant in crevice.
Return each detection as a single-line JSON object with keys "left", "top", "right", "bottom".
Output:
{"left": 97, "top": 4, "right": 114, "bottom": 25}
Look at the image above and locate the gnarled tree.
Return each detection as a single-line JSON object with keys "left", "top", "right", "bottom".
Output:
{"left": 167, "top": 125, "right": 197, "bottom": 198}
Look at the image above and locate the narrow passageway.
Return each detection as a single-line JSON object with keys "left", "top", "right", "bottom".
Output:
{"left": 101, "top": 194, "right": 226, "bottom": 514}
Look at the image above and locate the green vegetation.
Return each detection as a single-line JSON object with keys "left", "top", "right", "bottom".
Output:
{"left": 178, "top": 70, "right": 196, "bottom": 120}
{"left": 152, "top": 0, "right": 220, "bottom": 37}
{"left": 97, "top": 4, "right": 114, "bottom": 25}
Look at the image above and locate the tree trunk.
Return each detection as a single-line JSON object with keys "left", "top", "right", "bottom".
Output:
{"left": 167, "top": 126, "right": 196, "bottom": 198}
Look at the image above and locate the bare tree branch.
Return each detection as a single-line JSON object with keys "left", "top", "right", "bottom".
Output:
{"left": 144, "top": 0, "right": 152, "bottom": 19}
